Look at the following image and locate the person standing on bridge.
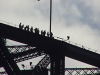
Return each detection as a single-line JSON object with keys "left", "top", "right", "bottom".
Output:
{"left": 24, "top": 25, "right": 29, "bottom": 31}
{"left": 19, "top": 23, "right": 21, "bottom": 28}
{"left": 47, "top": 32, "right": 50, "bottom": 37}
{"left": 30, "top": 62, "right": 32, "bottom": 66}
{"left": 43, "top": 30, "right": 46, "bottom": 36}
{"left": 30, "top": 62, "right": 33, "bottom": 69}
{"left": 67, "top": 36, "right": 70, "bottom": 40}
{"left": 34, "top": 28, "right": 39, "bottom": 34}
{"left": 19, "top": 23, "right": 24, "bottom": 29}
{"left": 21, "top": 64, "right": 25, "bottom": 70}
{"left": 50, "top": 32, "right": 53, "bottom": 38}
{"left": 41, "top": 30, "right": 43, "bottom": 35}
{"left": 27, "top": 25, "right": 29, "bottom": 31}
{"left": 30, "top": 26, "right": 33, "bottom": 32}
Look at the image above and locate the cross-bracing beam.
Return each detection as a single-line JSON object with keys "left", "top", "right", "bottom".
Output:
{"left": 7, "top": 45, "right": 45, "bottom": 62}
{"left": 0, "top": 37, "right": 21, "bottom": 75}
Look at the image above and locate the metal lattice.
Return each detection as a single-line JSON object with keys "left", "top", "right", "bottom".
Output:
{"left": 7, "top": 45, "right": 35, "bottom": 54}
{"left": 65, "top": 68, "right": 100, "bottom": 75}
{"left": 36, "top": 54, "right": 50, "bottom": 68}
{"left": 7, "top": 45, "right": 45, "bottom": 63}
{"left": 14, "top": 51, "right": 45, "bottom": 63}
{"left": 1, "top": 68, "right": 100, "bottom": 75}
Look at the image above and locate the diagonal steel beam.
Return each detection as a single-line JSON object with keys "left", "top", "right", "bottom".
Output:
{"left": 0, "top": 37, "right": 21, "bottom": 75}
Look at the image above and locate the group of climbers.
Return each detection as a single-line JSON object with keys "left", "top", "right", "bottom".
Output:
{"left": 19, "top": 23, "right": 33, "bottom": 32}
{"left": 19, "top": 23, "right": 70, "bottom": 40}
{"left": 19, "top": 23, "right": 53, "bottom": 38}
{"left": 21, "top": 62, "right": 33, "bottom": 70}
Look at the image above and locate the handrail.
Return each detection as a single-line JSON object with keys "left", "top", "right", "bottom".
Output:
{"left": 54, "top": 36, "right": 100, "bottom": 54}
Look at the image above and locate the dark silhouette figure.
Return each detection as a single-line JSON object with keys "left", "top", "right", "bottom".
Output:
{"left": 19, "top": 23, "right": 21, "bottom": 28}
{"left": 82, "top": 46, "right": 85, "bottom": 49}
{"left": 27, "top": 25, "right": 29, "bottom": 31}
{"left": 24, "top": 26, "right": 27, "bottom": 31}
{"left": 67, "top": 36, "right": 70, "bottom": 40}
{"left": 24, "top": 25, "right": 29, "bottom": 31}
{"left": 22, "top": 64, "right": 25, "bottom": 70}
{"left": 30, "top": 27, "right": 33, "bottom": 32}
{"left": 30, "top": 62, "right": 32, "bottom": 66}
{"left": 41, "top": 30, "right": 46, "bottom": 36}
{"left": 47, "top": 32, "right": 50, "bottom": 37}
{"left": 30, "top": 62, "right": 33, "bottom": 69}
{"left": 19, "top": 23, "right": 24, "bottom": 29}
{"left": 41, "top": 30, "right": 43, "bottom": 35}
{"left": 34, "top": 28, "right": 39, "bottom": 34}
{"left": 43, "top": 30, "right": 46, "bottom": 36}
{"left": 50, "top": 32, "right": 53, "bottom": 38}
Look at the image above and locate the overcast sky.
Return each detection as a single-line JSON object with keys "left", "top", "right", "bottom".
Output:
{"left": 1, "top": 0, "right": 100, "bottom": 70}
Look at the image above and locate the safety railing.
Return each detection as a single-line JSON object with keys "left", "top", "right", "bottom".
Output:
{"left": 0, "top": 20, "right": 18, "bottom": 28}
{"left": 54, "top": 36, "right": 100, "bottom": 54}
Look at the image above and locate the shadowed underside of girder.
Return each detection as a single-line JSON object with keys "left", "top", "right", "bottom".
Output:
{"left": 0, "top": 23, "right": 100, "bottom": 67}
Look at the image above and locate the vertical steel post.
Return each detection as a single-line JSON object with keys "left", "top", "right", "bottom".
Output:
{"left": 50, "top": 53, "right": 65, "bottom": 75}
{"left": 50, "top": 0, "right": 52, "bottom": 37}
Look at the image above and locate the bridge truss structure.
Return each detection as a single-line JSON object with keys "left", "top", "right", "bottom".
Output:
{"left": 0, "top": 23, "right": 100, "bottom": 75}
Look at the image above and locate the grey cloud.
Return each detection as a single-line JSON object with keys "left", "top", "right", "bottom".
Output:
{"left": 70, "top": 0, "right": 100, "bottom": 29}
